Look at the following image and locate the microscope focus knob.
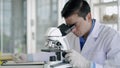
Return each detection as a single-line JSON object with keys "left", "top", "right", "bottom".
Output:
{"left": 50, "top": 56, "right": 56, "bottom": 61}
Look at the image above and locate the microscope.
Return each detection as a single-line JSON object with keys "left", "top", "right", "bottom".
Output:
{"left": 41, "top": 23, "right": 75, "bottom": 68}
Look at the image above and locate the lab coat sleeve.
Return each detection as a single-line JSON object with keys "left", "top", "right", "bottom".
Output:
{"left": 92, "top": 59, "right": 120, "bottom": 68}
{"left": 92, "top": 32, "right": 120, "bottom": 68}
{"left": 27, "top": 52, "right": 55, "bottom": 62}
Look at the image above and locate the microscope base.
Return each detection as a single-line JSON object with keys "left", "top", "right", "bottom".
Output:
{"left": 44, "top": 61, "right": 72, "bottom": 68}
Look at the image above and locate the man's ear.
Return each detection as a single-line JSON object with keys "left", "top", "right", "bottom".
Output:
{"left": 86, "top": 13, "right": 91, "bottom": 22}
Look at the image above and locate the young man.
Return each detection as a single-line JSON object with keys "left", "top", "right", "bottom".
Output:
{"left": 13, "top": 0, "right": 120, "bottom": 68}
{"left": 62, "top": 0, "right": 120, "bottom": 68}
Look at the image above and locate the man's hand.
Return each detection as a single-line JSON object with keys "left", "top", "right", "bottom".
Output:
{"left": 65, "top": 49, "right": 91, "bottom": 68}
{"left": 13, "top": 53, "right": 27, "bottom": 63}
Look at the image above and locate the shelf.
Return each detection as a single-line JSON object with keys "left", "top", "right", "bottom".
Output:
{"left": 94, "top": 1, "right": 117, "bottom": 6}
{"left": 92, "top": 0, "right": 119, "bottom": 30}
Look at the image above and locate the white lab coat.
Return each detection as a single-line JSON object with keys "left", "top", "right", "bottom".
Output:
{"left": 65, "top": 21, "right": 120, "bottom": 68}
{"left": 31, "top": 22, "right": 120, "bottom": 68}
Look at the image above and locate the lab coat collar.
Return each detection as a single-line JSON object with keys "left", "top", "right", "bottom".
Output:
{"left": 81, "top": 22, "right": 102, "bottom": 59}
{"left": 90, "top": 21, "right": 101, "bottom": 39}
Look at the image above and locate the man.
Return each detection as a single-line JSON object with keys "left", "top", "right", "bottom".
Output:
{"left": 13, "top": 0, "right": 120, "bottom": 68}
{"left": 62, "top": 0, "right": 120, "bottom": 68}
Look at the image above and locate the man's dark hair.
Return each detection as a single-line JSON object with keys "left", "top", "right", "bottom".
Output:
{"left": 61, "top": 0, "right": 91, "bottom": 20}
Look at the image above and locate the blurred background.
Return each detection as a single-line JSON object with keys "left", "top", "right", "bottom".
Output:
{"left": 0, "top": 0, "right": 120, "bottom": 54}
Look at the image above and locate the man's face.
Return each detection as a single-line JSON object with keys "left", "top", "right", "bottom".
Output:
{"left": 65, "top": 14, "right": 92, "bottom": 37}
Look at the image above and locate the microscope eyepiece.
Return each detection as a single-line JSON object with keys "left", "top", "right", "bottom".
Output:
{"left": 58, "top": 24, "right": 75, "bottom": 36}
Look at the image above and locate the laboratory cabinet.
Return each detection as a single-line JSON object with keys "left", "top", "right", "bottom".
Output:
{"left": 91, "top": 0, "right": 120, "bottom": 31}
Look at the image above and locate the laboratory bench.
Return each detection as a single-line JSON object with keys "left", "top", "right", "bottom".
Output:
{"left": 0, "top": 61, "right": 44, "bottom": 68}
